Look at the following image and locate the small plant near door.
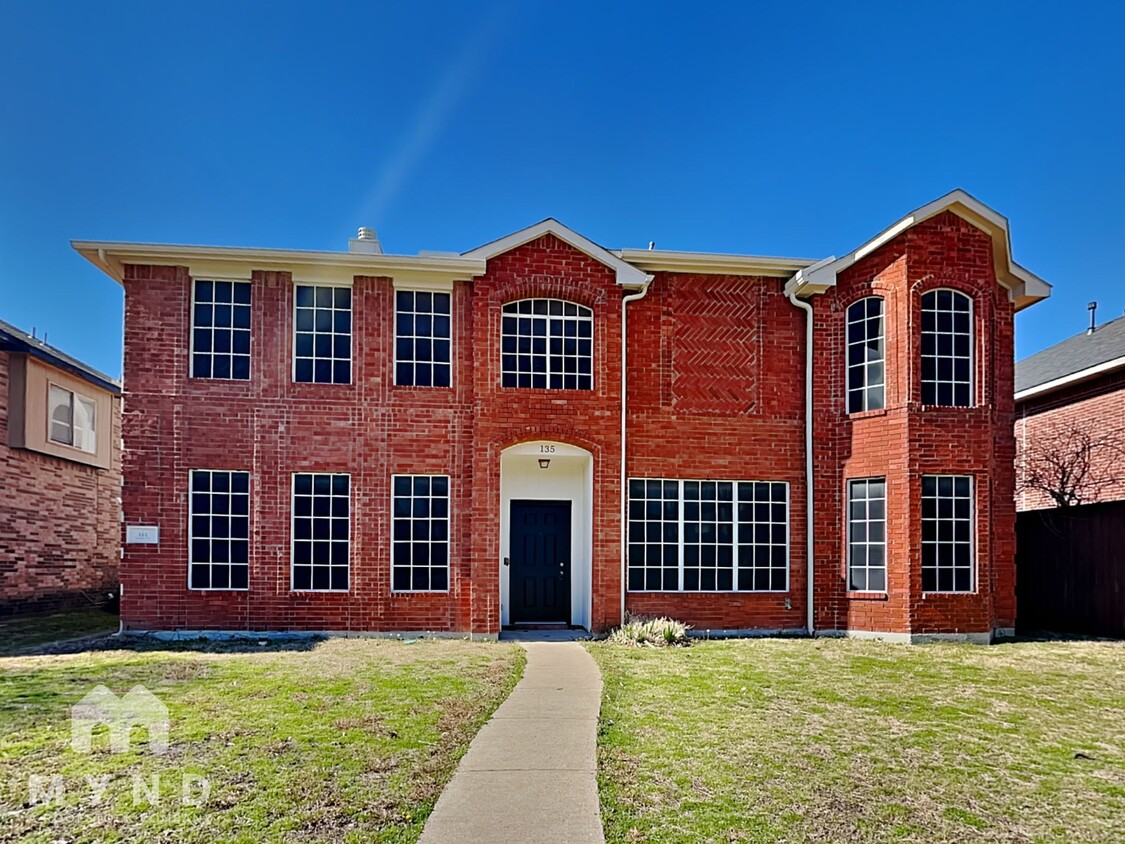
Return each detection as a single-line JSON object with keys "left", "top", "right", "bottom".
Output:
{"left": 608, "top": 615, "right": 691, "bottom": 647}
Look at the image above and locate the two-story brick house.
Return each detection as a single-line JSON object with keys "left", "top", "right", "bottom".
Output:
{"left": 75, "top": 189, "right": 1049, "bottom": 641}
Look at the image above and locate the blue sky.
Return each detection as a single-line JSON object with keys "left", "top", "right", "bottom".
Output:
{"left": 2, "top": 1, "right": 1122, "bottom": 378}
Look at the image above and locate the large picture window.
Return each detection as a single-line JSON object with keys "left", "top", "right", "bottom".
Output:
{"left": 292, "top": 473, "right": 350, "bottom": 591}
{"left": 294, "top": 285, "right": 352, "bottom": 384}
{"left": 921, "top": 475, "right": 973, "bottom": 593}
{"left": 48, "top": 384, "right": 96, "bottom": 453}
{"left": 501, "top": 299, "right": 593, "bottom": 390}
{"left": 627, "top": 479, "right": 788, "bottom": 592}
{"left": 847, "top": 478, "right": 886, "bottom": 592}
{"left": 191, "top": 280, "right": 251, "bottom": 380}
{"left": 921, "top": 289, "right": 972, "bottom": 406}
{"left": 395, "top": 290, "right": 452, "bottom": 387}
{"left": 392, "top": 475, "right": 450, "bottom": 591}
{"left": 189, "top": 470, "right": 250, "bottom": 590}
{"left": 846, "top": 297, "right": 885, "bottom": 413}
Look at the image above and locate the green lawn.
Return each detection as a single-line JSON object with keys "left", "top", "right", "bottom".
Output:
{"left": 590, "top": 638, "right": 1125, "bottom": 844}
{"left": 0, "top": 609, "right": 120, "bottom": 655}
{"left": 0, "top": 637, "right": 523, "bottom": 843}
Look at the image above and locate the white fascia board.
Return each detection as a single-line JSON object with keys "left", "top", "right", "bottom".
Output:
{"left": 1015, "top": 355, "right": 1125, "bottom": 401}
{"left": 462, "top": 219, "right": 653, "bottom": 288}
{"left": 71, "top": 241, "right": 486, "bottom": 288}
{"left": 616, "top": 249, "right": 818, "bottom": 277}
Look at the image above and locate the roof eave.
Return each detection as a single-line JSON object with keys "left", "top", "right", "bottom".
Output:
{"left": 616, "top": 249, "right": 818, "bottom": 278}
{"left": 1015, "top": 354, "right": 1125, "bottom": 402}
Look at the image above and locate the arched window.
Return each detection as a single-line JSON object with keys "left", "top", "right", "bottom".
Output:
{"left": 501, "top": 299, "right": 593, "bottom": 389}
{"left": 846, "top": 297, "right": 885, "bottom": 413}
{"left": 921, "top": 289, "right": 972, "bottom": 407}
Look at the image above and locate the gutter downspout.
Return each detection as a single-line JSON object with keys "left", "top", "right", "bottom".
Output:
{"left": 621, "top": 277, "right": 654, "bottom": 628}
{"left": 786, "top": 289, "right": 815, "bottom": 636}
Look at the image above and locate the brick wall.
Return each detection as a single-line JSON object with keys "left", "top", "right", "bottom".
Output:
{"left": 0, "top": 351, "right": 122, "bottom": 616}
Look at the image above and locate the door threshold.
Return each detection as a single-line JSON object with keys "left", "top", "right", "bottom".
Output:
{"left": 506, "top": 622, "right": 572, "bottom": 630}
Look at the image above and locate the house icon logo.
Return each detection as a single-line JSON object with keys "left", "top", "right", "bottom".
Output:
{"left": 70, "top": 685, "right": 169, "bottom": 755}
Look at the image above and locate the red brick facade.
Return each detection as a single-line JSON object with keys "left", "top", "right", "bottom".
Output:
{"left": 105, "top": 200, "right": 1040, "bottom": 640}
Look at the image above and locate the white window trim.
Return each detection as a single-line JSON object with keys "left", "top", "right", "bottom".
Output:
{"left": 186, "top": 469, "right": 251, "bottom": 592}
{"left": 626, "top": 478, "right": 790, "bottom": 594}
{"left": 390, "top": 473, "right": 452, "bottom": 594}
{"left": 845, "top": 296, "right": 886, "bottom": 414}
{"left": 47, "top": 382, "right": 97, "bottom": 454}
{"left": 392, "top": 290, "right": 454, "bottom": 388}
{"left": 189, "top": 278, "right": 253, "bottom": 381}
{"left": 920, "top": 288, "right": 975, "bottom": 408}
{"left": 500, "top": 298, "right": 595, "bottom": 391}
{"left": 846, "top": 477, "right": 888, "bottom": 594}
{"left": 291, "top": 280, "right": 354, "bottom": 386}
{"left": 290, "top": 472, "right": 352, "bottom": 593}
{"left": 921, "top": 474, "right": 977, "bottom": 595}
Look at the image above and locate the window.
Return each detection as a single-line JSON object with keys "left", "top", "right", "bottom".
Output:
{"left": 48, "top": 384, "right": 96, "bottom": 453}
{"left": 921, "top": 475, "right": 973, "bottom": 592}
{"left": 921, "top": 289, "right": 972, "bottom": 406}
{"left": 189, "top": 470, "right": 250, "bottom": 590}
{"left": 627, "top": 479, "right": 788, "bottom": 592}
{"left": 192, "top": 280, "right": 251, "bottom": 379}
{"left": 294, "top": 285, "right": 352, "bottom": 384}
{"left": 847, "top": 479, "right": 886, "bottom": 591}
{"left": 846, "top": 297, "right": 885, "bottom": 413}
{"left": 501, "top": 299, "right": 593, "bottom": 389}
{"left": 392, "top": 475, "right": 450, "bottom": 591}
{"left": 395, "top": 290, "right": 451, "bottom": 387}
{"left": 292, "top": 473, "right": 350, "bottom": 591}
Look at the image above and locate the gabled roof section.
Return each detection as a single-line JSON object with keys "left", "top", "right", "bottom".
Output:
{"left": 784, "top": 190, "right": 1052, "bottom": 312}
{"left": 1015, "top": 314, "right": 1125, "bottom": 400}
{"left": 0, "top": 317, "right": 120, "bottom": 394}
{"left": 462, "top": 218, "right": 653, "bottom": 288}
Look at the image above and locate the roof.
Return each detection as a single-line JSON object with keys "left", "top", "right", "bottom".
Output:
{"left": 0, "top": 317, "right": 121, "bottom": 394}
{"left": 1015, "top": 314, "right": 1125, "bottom": 400}
{"left": 784, "top": 189, "right": 1052, "bottom": 312}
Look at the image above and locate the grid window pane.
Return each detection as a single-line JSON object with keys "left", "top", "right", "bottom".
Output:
{"left": 500, "top": 299, "right": 593, "bottom": 390}
{"left": 627, "top": 479, "right": 788, "bottom": 592}
{"left": 294, "top": 285, "right": 351, "bottom": 384}
{"left": 921, "top": 474, "right": 973, "bottom": 592}
{"left": 921, "top": 290, "right": 972, "bottom": 406}
{"left": 292, "top": 473, "right": 349, "bottom": 590}
{"left": 189, "top": 470, "right": 250, "bottom": 590}
{"left": 191, "top": 280, "right": 251, "bottom": 380}
{"left": 846, "top": 297, "right": 885, "bottom": 413}
{"left": 392, "top": 474, "right": 450, "bottom": 591}
{"left": 395, "top": 290, "right": 452, "bottom": 387}
{"left": 847, "top": 479, "right": 887, "bottom": 592}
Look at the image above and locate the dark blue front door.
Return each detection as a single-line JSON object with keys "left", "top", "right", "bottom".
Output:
{"left": 510, "top": 500, "right": 572, "bottom": 624}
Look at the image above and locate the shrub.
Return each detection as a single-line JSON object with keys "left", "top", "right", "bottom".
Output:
{"left": 608, "top": 616, "right": 691, "bottom": 647}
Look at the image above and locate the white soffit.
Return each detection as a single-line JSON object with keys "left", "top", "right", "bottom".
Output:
{"left": 617, "top": 249, "right": 818, "bottom": 278}
{"left": 462, "top": 218, "right": 653, "bottom": 288}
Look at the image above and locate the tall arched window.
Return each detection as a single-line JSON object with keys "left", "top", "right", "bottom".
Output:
{"left": 501, "top": 299, "right": 593, "bottom": 389}
{"left": 846, "top": 297, "right": 885, "bottom": 413}
{"left": 921, "top": 289, "right": 972, "bottom": 407}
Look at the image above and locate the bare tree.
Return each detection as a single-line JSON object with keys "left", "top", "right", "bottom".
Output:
{"left": 1018, "top": 421, "right": 1125, "bottom": 508}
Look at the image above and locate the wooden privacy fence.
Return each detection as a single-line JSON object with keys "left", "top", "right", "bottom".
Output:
{"left": 1017, "top": 500, "right": 1125, "bottom": 638}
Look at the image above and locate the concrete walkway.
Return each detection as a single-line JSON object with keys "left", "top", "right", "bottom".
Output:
{"left": 418, "top": 641, "right": 605, "bottom": 844}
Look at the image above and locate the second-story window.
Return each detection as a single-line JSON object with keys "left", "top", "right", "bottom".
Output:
{"left": 295, "top": 285, "right": 351, "bottom": 384}
{"left": 921, "top": 289, "right": 972, "bottom": 407}
{"left": 48, "top": 384, "right": 96, "bottom": 453}
{"left": 192, "top": 280, "right": 251, "bottom": 380}
{"left": 846, "top": 297, "right": 885, "bottom": 413}
{"left": 395, "top": 290, "right": 452, "bottom": 387}
{"left": 501, "top": 299, "right": 593, "bottom": 389}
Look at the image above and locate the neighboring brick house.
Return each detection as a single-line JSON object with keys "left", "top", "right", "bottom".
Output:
{"left": 1015, "top": 313, "right": 1125, "bottom": 510}
{"left": 0, "top": 319, "right": 122, "bottom": 616}
{"left": 75, "top": 189, "right": 1050, "bottom": 642}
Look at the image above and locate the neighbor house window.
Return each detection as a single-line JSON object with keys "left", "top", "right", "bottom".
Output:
{"left": 846, "top": 297, "right": 885, "bottom": 413}
{"left": 48, "top": 384, "right": 97, "bottom": 453}
{"left": 847, "top": 478, "right": 886, "bottom": 592}
{"left": 191, "top": 280, "right": 251, "bottom": 379}
{"left": 292, "top": 473, "right": 350, "bottom": 591}
{"left": 395, "top": 290, "right": 452, "bottom": 387}
{"left": 392, "top": 475, "right": 450, "bottom": 591}
{"left": 189, "top": 470, "right": 250, "bottom": 590}
{"left": 921, "top": 289, "right": 972, "bottom": 406}
{"left": 501, "top": 299, "right": 593, "bottom": 389}
{"left": 627, "top": 479, "right": 788, "bottom": 592}
{"left": 294, "top": 285, "right": 352, "bottom": 384}
{"left": 921, "top": 475, "right": 973, "bottom": 592}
